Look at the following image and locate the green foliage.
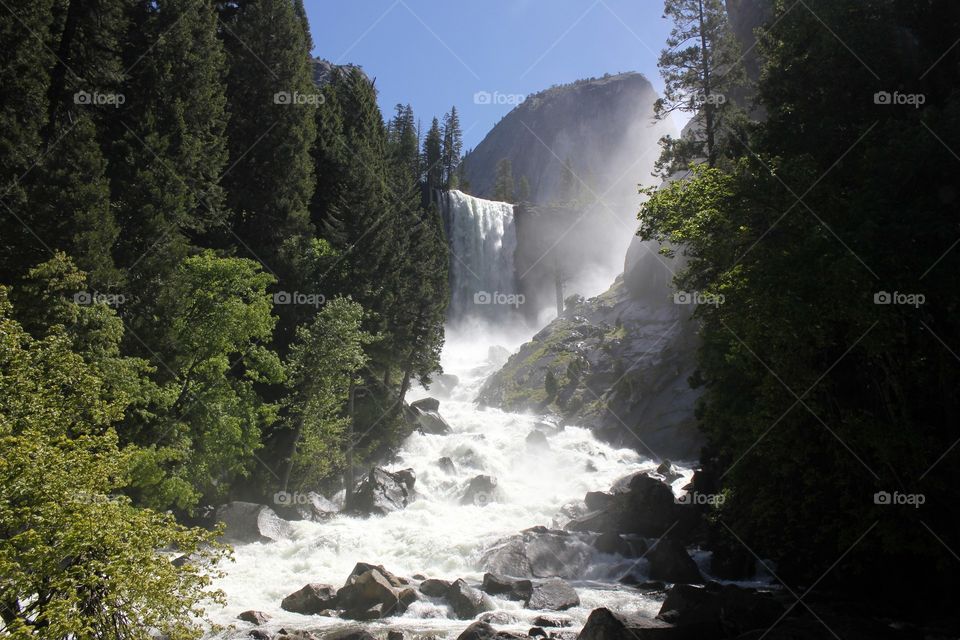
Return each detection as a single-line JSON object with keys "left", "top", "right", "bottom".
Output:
{"left": 0, "top": 288, "right": 226, "bottom": 639}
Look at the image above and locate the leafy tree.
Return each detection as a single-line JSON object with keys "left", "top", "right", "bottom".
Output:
{"left": 281, "top": 297, "right": 372, "bottom": 490}
{"left": 0, "top": 287, "right": 226, "bottom": 639}
{"left": 654, "top": 0, "right": 745, "bottom": 173}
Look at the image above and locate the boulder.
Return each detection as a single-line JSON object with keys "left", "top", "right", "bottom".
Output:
{"left": 346, "top": 468, "right": 416, "bottom": 516}
{"left": 237, "top": 610, "right": 271, "bottom": 625}
{"left": 525, "top": 430, "right": 550, "bottom": 452}
{"left": 456, "top": 621, "right": 498, "bottom": 640}
{"left": 533, "top": 615, "right": 572, "bottom": 628}
{"left": 481, "top": 526, "right": 593, "bottom": 578}
{"left": 478, "top": 611, "right": 519, "bottom": 625}
{"left": 273, "top": 491, "right": 340, "bottom": 522}
{"left": 529, "top": 628, "right": 547, "bottom": 638}
{"left": 578, "top": 608, "right": 696, "bottom": 640}
{"left": 249, "top": 630, "right": 270, "bottom": 640}
{"left": 419, "top": 578, "right": 452, "bottom": 597}
{"left": 387, "top": 632, "right": 404, "bottom": 640}
{"left": 407, "top": 398, "right": 453, "bottom": 435}
{"left": 281, "top": 583, "right": 338, "bottom": 615}
{"left": 481, "top": 572, "right": 532, "bottom": 601}
{"left": 567, "top": 474, "right": 688, "bottom": 539}
{"left": 525, "top": 578, "right": 579, "bottom": 611}
{"left": 584, "top": 491, "right": 613, "bottom": 511}
{"left": 437, "top": 457, "right": 457, "bottom": 474}
{"left": 657, "top": 583, "right": 783, "bottom": 637}
{"left": 326, "top": 630, "right": 377, "bottom": 640}
{"left": 593, "top": 532, "right": 635, "bottom": 556}
{"left": 337, "top": 569, "right": 405, "bottom": 618}
{"left": 656, "top": 460, "right": 683, "bottom": 482}
{"left": 461, "top": 475, "right": 498, "bottom": 506}
{"left": 646, "top": 538, "right": 703, "bottom": 584}
{"left": 344, "top": 562, "right": 408, "bottom": 588}
{"left": 215, "top": 502, "right": 292, "bottom": 543}
{"left": 446, "top": 578, "right": 495, "bottom": 619}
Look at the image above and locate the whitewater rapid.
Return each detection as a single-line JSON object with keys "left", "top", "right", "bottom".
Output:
{"left": 206, "top": 331, "right": 691, "bottom": 638}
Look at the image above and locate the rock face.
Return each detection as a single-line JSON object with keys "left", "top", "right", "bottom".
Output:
{"left": 281, "top": 583, "right": 338, "bottom": 615}
{"left": 477, "top": 276, "right": 703, "bottom": 460}
{"left": 481, "top": 526, "right": 594, "bottom": 579}
{"left": 215, "top": 502, "right": 292, "bottom": 543}
{"left": 525, "top": 577, "right": 580, "bottom": 611}
{"left": 346, "top": 468, "right": 416, "bottom": 516}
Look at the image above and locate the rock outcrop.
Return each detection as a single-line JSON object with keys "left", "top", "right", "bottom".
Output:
{"left": 346, "top": 468, "right": 416, "bottom": 516}
{"left": 215, "top": 502, "right": 292, "bottom": 543}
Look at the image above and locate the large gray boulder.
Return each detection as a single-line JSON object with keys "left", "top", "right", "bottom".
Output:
{"left": 280, "top": 583, "right": 338, "bottom": 615}
{"left": 446, "top": 579, "right": 495, "bottom": 619}
{"left": 461, "top": 475, "right": 499, "bottom": 506}
{"left": 525, "top": 578, "right": 579, "bottom": 611}
{"left": 646, "top": 537, "right": 703, "bottom": 584}
{"left": 337, "top": 568, "right": 411, "bottom": 619}
{"left": 406, "top": 397, "right": 453, "bottom": 435}
{"left": 481, "top": 526, "right": 594, "bottom": 579}
{"left": 215, "top": 502, "right": 292, "bottom": 543}
{"left": 578, "top": 608, "right": 693, "bottom": 640}
{"left": 346, "top": 468, "right": 416, "bottom": 516}
{"left": 481, "top": 573, "right": 532, "bottom": 601}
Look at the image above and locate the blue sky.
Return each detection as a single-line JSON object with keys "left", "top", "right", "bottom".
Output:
{"left": 305, "top": 0, "right": 682, "bottom": 149}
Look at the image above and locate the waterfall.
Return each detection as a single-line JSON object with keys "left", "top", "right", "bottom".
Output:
{"left": 441, "top": 190, "right": 520, "bottom": 322}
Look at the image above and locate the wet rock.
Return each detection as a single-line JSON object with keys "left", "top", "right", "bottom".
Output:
{"left": 578, "top": 608, "right": 685, "bottom": 640}
{"left": 481, "top": 572, "right": 532, "bottom": 601}
{"left": 387, "top": 632, "right": 404, "bottom": 640}
{"left": 419, "top": 578, "right": 452, "bottom": 597}
{"left": 326, "top": 632, "right": 376, "bottom": 640}
{"left": 461, "top": 475, "right": 499, "bottom": 506}
{"left": 215, "top": 502, "right": 292, "bottom": 543}
{"left": 249, "top": 630, "right": 270, "bottom": 640}
{"left": 407, "top": 398, "right": 453, "bottom": 435}
{"left": 437, "top": 457, "right": 457, "bottom": 474}
{"left": 529, "top": 628, "right": 547, "bottom": 638}
{"left": 525, "top": 430, "right": 550, "bottom": 452}
{"left": 567, "top": 473, "right": 689, "bottom": 539}
{"left": 526, "top": 577, "right": 580, "bottom": 611}
{"left": 547, "top": 632, "right": 578, "bottom": 640}
{"left": 237, "top": 610, "right": 271, "bottom": 625}
{"left": 593, "top": 532, "right": 634, "bottom": 556}
{"left": 276, "top": 631, "right": 320, "bottom": 640}
{"left": 657, "top": 583, "right": 784, "bottom": 637}
{"left": 584, "top": 491, "right": 613, "bottom": 511}
{"left": 446, "top": 578, "right": 495, "bottom": 619}
{"left": 281, "top": 583, "right": 338, "bottom": 615}
{"left": 533, "top": 615, "right": 573, "bottom": 628}
{"left": 337, "top": 569, "right": 405, "bottom": 618}
{"left": 646, "top": 538, "right": 703, "bottom": 584}
{"left": 346, "top": 468, "right": 416, "bottom": 516}
{"left": 456, "top": 621, "right": 497, "bottom": 640}
{"left": 273, "top": 491, "right": 340, "bottom": 522}
{"left": 345, "top": 562, "right": 408, "bottom": 588}
{"left": 478, "top": 611, "right": 519, "bottom": 625}
{"left": 656, "top": 460, "right": 683, "bottom": 482}
{"left": 481, "top": 526, "right": 593, "bottom": 578}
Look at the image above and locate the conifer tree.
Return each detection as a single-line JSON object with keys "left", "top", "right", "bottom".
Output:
{"left": 493, "top": 158, "right": 515, "bottom": 202}
{"left": 422, "top": 117, "right": 444, "bottom": 193}
{"left": 441, "top": 106, "right": 463, "bottom": 187}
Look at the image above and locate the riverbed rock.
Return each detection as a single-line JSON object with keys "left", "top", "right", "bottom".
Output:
{"left": 529, "top": 628, "right": 547, "bottom": 638}
{"left": 237, "top": 610, "right": 271, "bottom": 625}
{"left": 447, "top": 579, "right": 495, "bottom": 619}
{"left": 481, "top": 526, "right": 593, "bottom": 579}
{"left": 456, "top": 621, "right": 497, "bottom": 640}
{"left": 657, "top": 583, "right": 784, "bottom": 637}
{"left": 344, "top": 562, "right": 408, "bottom": 588}
{"left": 337, "top": 568, "right": 406, "bottom": 618}
{"left": 656, "top": 460, "right": 683, "bottom": 482}
{"left": 215, "top": 502, "right": 292, "bottom": 543}
{"left": 273, "top": 491, "right": 340, "bottom": 522}
{"left": 525, "top": 430, "right": 551, "bottom": 452}
{"left": 419, "top": 578, "right": 452, "bottom": 597}
{"left": 280, "top": 583, "right": 338, "bottom": 615}
{"left": 526, "top": 577, "right": 580, "bottom": 611}
{"left": 593, "top": 531, "right": 635, "bottom": 556}
{"left": 533, "top": 614, "right": 573, "bottom": 628}
{"left": 584, "top": 491, "right": 613, "bottom": 511}
{"left": 249, "top": 630, "right": 270, "bottom": 640}
{"left": 568, "top": 473, "right": 691, "bottom": 539}
{"left": 481, "top": 572, "right": 532, "bottom": 601}
{"left": 478, "top": 611, "right": 519, "bottom": 625}
{"left": 408, "top": 397, "right": 453, "bottom": 435}
{"left": 437, "top": 457, "right": 457, "bottom": 474}
{"left": 346, "top": 468, "right": 416, "bottom": 516}
{"left": 578, "top": 608, "right": 688, "bottom": 640}
{"left": 646, "top": 537, "right": 703, "bottom": 584}
{"left": 461, "top": 475, "right": 499, "bottom": 506}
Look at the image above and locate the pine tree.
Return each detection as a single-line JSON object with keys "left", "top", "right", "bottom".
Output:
{"left": 441, "top": 106, "right": 463, "bottom": 187}
{"left": 422, "top": 117, "right": 444, "bottom": 193}
{"left": 654, "top": 0, "right": 745, "bottom": 172}
{"left": 493, "top": 158, "right": 515, "bottom": 202}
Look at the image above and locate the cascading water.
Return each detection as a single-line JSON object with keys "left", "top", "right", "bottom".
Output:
{"left": 204, "top": 330, "right": 696, "bottom": 639}
{"left": 441, "top": 190, "right": 520, "bottom": 322}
